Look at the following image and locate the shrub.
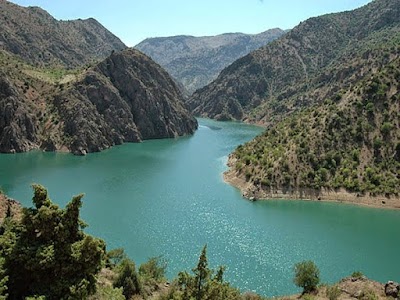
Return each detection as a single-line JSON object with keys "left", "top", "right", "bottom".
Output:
{"left": 114, "top": 258, "right": 142, "bottom": 299}
{"left": 326, "top": 285, "right": 341, "bottom": 300}
{"left": 359, "top": 289, "right": 377, "bottom": 300}
{"left": 139, "top": 256, "right": 167, "bottom": 282}
{"left": 351, "top": 271, "right": 364, "bottom": 279}
{"left": 293, "top": 261, "right": 320, "bottom": 293}
{"left": 107, "top": 248, "right": 126, "bottom": 267}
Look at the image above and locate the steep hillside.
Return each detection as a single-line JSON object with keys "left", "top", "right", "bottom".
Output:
{"left": 188, "top": 0, "right": 399, "bottom": 122}
{"left": 54, "top": 49, "right": 198, "bottom": 155}
{"left": 0, "top": 49, "right": 198, "bottom": 155}
{"left": 0, "top": 0, "right": 127, "bottom": 67}
{"left": 225, "top": 34, "right": 400, "bottom": 204}
{"left": 195, "top": 0, "right": 400, "bottom": 202}
{"left": 135, "top": 29, "right": 285, "bottom": 94}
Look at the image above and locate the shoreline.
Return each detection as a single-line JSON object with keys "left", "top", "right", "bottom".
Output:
{"left": 224, "top": 159, "right": 400, "bottom": 210}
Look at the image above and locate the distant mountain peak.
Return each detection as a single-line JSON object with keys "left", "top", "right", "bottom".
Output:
{"left": 135, "top": 28, "right": 285, "bottom": 94}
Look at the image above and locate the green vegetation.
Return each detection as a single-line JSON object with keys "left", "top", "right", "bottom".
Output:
{"left": 293, "top": 261, "right": 320, "bottom": 294}
{"left": 325, "top": 285, "right": 341, "bottom": 300}
{"left": 351, "top": 271, "right": 364, "bottom": 279}
{"left": 0, "top": 184, "right": 105, "bottom": 299}
{"left": 114, "top": 258, "right": 142, "bottom": 299}
{"left": 0, "top": 187, "right": 393, "bottom": 299}
{"left": 139, "top": 256, "right": 167, "bottom": 284}
{"left": 159, "top": 245, "right": 246, "bottom": 300}
{"left": 0, "top": 49, "right": 83, "bottom": 86}
{"left": 232, "top": 54, "right": 400, "bottom": 196}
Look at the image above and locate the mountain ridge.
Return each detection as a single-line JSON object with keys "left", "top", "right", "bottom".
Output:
{"left": 0, "top": 0, "right": 127, "bottom": 67}
{"left": 188, "top": 0, "right": 399, "bottom": 122}
{"left": 135, "top": 28, "right": 285, "bottom": 94}
{"left": 213, "top": 0, "right": 400, "bottom": 200}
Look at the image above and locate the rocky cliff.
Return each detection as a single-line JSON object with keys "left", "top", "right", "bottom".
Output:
{"left": 0, "top": 0, "right": 127, "bottom": 67}
{"left": 54, "top": 49, "right": 198, "bottom": 155}
{"left": 0, "top": 48, "right": 197, "bottom": 155}
{"left": 135, "top": 29, "right": 285, "bottom": 94}
{"left": 0, "top": 72, "right": 38, "bottom": 153}
{"left": 0, "top": 1, "right": 197, "bottom": 155}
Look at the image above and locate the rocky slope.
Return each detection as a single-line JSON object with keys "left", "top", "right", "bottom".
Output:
{"left": 220, "top": 0, "right": 400, "bottom": 201}
{"left": 135, "top": 29, "right": 285, "bottom": 94}
{"left": 225, "top": 55, "right": 400, "bottom": 204}
{"left": 188, "top": 0, "right": 399, "bottom": 122}
{"left": 0, "top": 71, "right": 38, "bottom": 153}
{"left": 0, "top": 1, "right": 197, "bottom": 155}
{"left": 0, "top": 0, "right": 127, "bottom": 67}
{"left": 54, "top": 49, "right": 198, "bottom": 155}
{"left": 0, "top": 48, "right": 197, "bottom": 155}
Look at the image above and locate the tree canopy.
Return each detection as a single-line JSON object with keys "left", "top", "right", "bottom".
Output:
{"left": 0, "top": 184, "right": 105, "bottom": 299}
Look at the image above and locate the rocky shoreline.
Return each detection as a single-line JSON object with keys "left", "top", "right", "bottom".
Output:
{"left": 224, "top": 156, "right": 400, "bottom": 210}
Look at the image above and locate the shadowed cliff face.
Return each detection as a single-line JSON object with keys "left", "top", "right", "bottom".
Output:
{"left": 0, "top": 74, "right": 38, "bottom": 153}
{"left": 0, "top": 0, "right": 127, "bottom": 67}
{"left": 54, "top": 49, "right": 198, "bottom": 155}
{"left": 0, "top": 49, "right": 198, "bottom": 155}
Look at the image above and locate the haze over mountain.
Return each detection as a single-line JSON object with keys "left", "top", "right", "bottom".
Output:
{"left": 0, "top": 2, "right": 197, "bottom": 155}
{"left": 135, "top": 28, "right": 285, "bottom": 94}
{"left": 0, "top": 0, "right": 127, "bottom": 67}
{"left": 199, "top": 0, "right": 400, "bottom": 200}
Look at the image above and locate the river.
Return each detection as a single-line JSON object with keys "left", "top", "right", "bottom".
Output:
{"left": 0, "top": 118, "right": 399, "bottom": 296}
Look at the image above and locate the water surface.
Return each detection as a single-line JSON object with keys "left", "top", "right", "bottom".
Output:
{"left": 1, "top": 118, "right": 399, "bottom": 296}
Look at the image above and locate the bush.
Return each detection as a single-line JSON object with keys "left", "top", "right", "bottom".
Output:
{"left": 293, "top": 261, "right": 320, "bottom": 293}
{"left": 359, "top": 289, "right": 378, "bottom": 300}
{"left": 326, "top": 285, "right": 341, "bottom": 300}
{"left": 351, "top": 271, "right": 364, "bottom": 279}
{"left": 139, "top": 256, "right": 167, "bottom": 282}
{"left": 107, "top": 248, "right": 126, "bottom": 267}
{"left": 114, "top": 259, "right": 142, "bottom": 299}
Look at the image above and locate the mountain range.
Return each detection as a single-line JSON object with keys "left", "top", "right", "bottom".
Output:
{"left": 135, "top": 29, "right": 285, "bottom": 94}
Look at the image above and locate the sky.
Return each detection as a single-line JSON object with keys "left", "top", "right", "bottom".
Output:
{"left": 10, "top": 0, "right": 373, "bottom": 46}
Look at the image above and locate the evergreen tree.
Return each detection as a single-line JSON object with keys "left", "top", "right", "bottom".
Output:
{"left": 114, "top": 258, "right": 142, "bottom": 299}
{"left": 3, "top": 184, "right": 105, "bottom": 299}
{"left": 176, "top": 245, "right": 240, "bottom": 300}
{"left": 193, "top": 245, "right": 211, "bottom": 300}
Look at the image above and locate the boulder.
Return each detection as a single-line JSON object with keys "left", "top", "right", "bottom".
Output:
{"left": 385, "top": 281, "right": 399, "bottom": 298}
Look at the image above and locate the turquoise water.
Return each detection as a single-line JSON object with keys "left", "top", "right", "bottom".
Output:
{"left": 1, "top": 118, "right": 399, "bottom": 296}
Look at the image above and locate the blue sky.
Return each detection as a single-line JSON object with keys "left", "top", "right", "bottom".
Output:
{"left": 10, "top": 0, "right": 372, "bottom": 46}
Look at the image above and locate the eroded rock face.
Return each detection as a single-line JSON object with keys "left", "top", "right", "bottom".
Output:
{"left": 54, "top": 49, "right": 198, "bottom": 154}
{"left": 0, "top": 74, "right": 38, "bottom": 153}
{"left": 385, "top": 281, "right": 399, "bottom": 298}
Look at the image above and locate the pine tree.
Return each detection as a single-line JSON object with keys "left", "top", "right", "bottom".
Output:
{"left": 193, "top": 245, "right": 211, "bottom": 300}
{"left": 4, "top": 184, "right": 105, "bottom": 299}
